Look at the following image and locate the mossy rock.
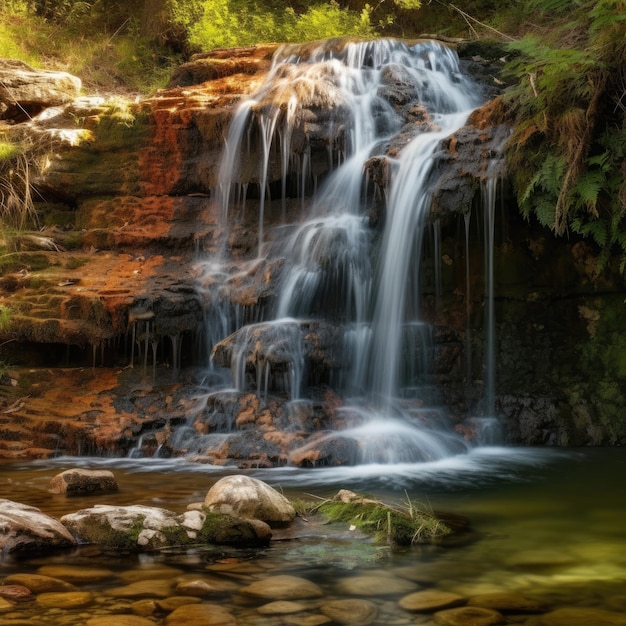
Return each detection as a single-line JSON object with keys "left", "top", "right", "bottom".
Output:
{"left": 316, "top": 490, "right": 457, "bottom": 546}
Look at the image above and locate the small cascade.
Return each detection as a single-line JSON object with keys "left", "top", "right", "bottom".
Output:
{"left": 185, "top": 38, "right": 500, "bottom": 465}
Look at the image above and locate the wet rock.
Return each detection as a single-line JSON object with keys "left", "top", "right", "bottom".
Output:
{"left": 175, "top": 579, "right": 223, "bottom": 597}
{"left": 467, "top": 592, "right": 546, "bottom": 613}
{"left": 241, "top": 575, "right": 324, "bottom": 600}
{"left": 35, "top": 590, "right": 95, "bottom": 609}
{"left": 399, "top": 590, "right": 465, "bottom": 612}
{"left": 164, "top": 602, "right": 237, "bottom": 626}
{"left": 0, "top": 596, "right": 15, "bottom": 611}
{"left": 534, "top": 607, "right": 626, "bottom": 625}
{"left": 433, "top": 606, "right": 505, "bottom": 625}
{"left": 0, "top": 499, "right": 76, "bottom": 556}
{"left": 0, "top": 585, "right": 32, "bottom": 602}
{"left": 203, "top": 475, "right": 296, "bottom": 526}
{"left": 3, "top": 573, "right": 75, "bottom": 593}
{"left": 320, "top": 598, "right": 378, "bottom": 625}
{"left": 0, "top": 59, "right": 81, "bottom": 122}
{"left": 36, "top": 565, "right": 115, "bottom": 584}
{"left": 105, "top": 579, "right": 174, "bottom": 599}
{"left": 48, "top": 468, "right": 118, "bottom": 496}
{"left": 119, "top": 565, "right": 184, "bottom": 582}
{"left": 86, "top": 617, "right": 157, "bottom": 626}
{"left": 290, "top": 434, "right": 360, "bottom": 467}
{"left": 258, "top": 601, "right": 309, "bottom": 615}
{"left": 61, "top": 503, "right": 271, "bottom": 551}
{"left": 336, "top": 574, "right": 418, "bottom": 596}
{"left": 158, "top": 596, "right": 204, "bottom": 610}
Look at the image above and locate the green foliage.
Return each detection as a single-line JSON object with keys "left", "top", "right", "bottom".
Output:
{"left": 504, "top": 0, "right": 626, "bottom": 272}
{"left": 188, "top": 0, "right": 376, "bottom": 50}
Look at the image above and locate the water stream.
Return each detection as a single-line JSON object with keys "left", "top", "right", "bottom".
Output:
{"left": 191, "top": 38, "right": 496, "bottom": 466}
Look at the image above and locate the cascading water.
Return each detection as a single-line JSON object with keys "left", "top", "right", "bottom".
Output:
{"left": 192, "top": 38, "right": 497, "bottom": 465}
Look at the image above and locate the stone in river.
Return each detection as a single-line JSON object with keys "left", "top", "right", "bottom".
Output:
{"left": 336, "top": 574, "right": 418, "bottom": 596}
{"left": 3, "top": 573, "right": 76, "bottom": 593}
{"left": 86, "top": 616, "right": 157, "bottom": 626}
{"left": 203, "top": 474, "right": 296, "bottom": 526}
{"left": 105, "top": 579, "right": 174, "bottom": 598}
{"left": 164, "top": 602, "right": 237, "bottom": 625}
{"left": 399, "top": 590, "right": 465, "bottom": 612}
{"left": 257, "top": 600, "right": 308, "bottom": 615}
{"left": 241, "top": 575, "right": 324, "bottom": 600}
{"left": 320, "top": 598, "right": 378, "bottom": 625}
{"left": 0, "top": 499, "right": 76, "bottom": 556}
{"left": 467, "top": 591, "right": 546, "bottom": 613}
{"left": 36, "top": 591, "right": 95, "bottom": 609}
{"left": 0, "top": 596, "right": 15, "bottom": 611}
{"left": 536, "top": 607, "right": 626, "bottom": 625}
{"left": 433, "top": 606, "right": 505, "bottom": 625}
{"left": 0, "top": 585, "right": 32, "bottom": 601}
{"left": 36, "top": 565, "right": 115, "bottom": 583}
{"left": 175, "top": 579, "right": 223, "bottom": 597}
{"left": 48, "top": 468, "right": 118, "bottom": 496}
{"left": 157, "top": 596, "right": 204, "bottom": 611}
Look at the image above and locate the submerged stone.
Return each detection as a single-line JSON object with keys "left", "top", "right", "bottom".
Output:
{"left": 399, "top": 590, "right": 465, "bottom": 612}
{"left": 320, "top": 598, "right": 378, "bottom": 625}
{"left": 241, "top": 575, "right": 324, "bottom": 600}
{"left": 433, "top": 606, "right": 505, "bottom": 625}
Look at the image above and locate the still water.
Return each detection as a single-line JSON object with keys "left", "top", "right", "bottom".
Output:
{"left": 1, "top": 446, "right": 625, "bottom": 624}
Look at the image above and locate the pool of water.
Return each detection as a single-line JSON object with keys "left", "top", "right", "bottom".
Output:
{"left": 1, "top": 446, "right": 625, "bottom": 624}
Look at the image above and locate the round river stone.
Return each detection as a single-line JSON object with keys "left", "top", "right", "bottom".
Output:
{"left": 257, "top": 600, "right": 308, "bottom": 615}
{"left": 336, "top": 574, "right": 418, "bottom": 596}
{"left": 36, "top": 565, "right": 115, "bottom": 583}
{"left": 164, "top": 602, "right": 237, "bottom": 625}
{"left": 537, "top": 607, "right": 626, "bottom": 625}
{"left": 87, "top": 617, "right": 156, "bottom": 626}
{"left": 467, "top": 592, "right": 546, "bottom": 613}
{"left": 399, "top": 590, "right": 465, "bottom": 612}
{"left": 3, "top": 573, "right": 76, "bottom": 593}
{"left": 433, "top": 606, "right": 505, "bottom": 625}
{"left": 36, "top": 591, "right": 95, "bottom": 609}
{"left": 241, "top": 575, "right": 324, "bottom": 600}
{"left": 320, "top": 598, "right": 378, "bottom": 625}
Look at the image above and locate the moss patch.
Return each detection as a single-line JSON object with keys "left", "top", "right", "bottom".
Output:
{"left": 315, "top": 491, "right": 454, "bottom": 546}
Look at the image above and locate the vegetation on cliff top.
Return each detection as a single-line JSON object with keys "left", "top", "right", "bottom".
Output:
{"left": 0, "top": 0, "right": 625, "bottom": 271}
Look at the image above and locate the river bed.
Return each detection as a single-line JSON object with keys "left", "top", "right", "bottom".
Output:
{"left": 0, "top": 446, "right": 625, "bottom": 625}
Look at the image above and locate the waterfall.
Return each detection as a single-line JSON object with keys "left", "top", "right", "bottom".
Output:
{"left": 193, "top": 38, "right": 494, "bottom": 465}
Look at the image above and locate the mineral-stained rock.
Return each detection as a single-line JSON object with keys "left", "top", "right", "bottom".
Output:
{"left": 48, "top": 468, "right": 118, "bottom": 496}
{"left": 0, "top": 499, "right": 76, "bottom": 556}
{"left": 203, "top": 475, "right": 296, "bottom": 526}
{"left": 2, "top": 573, "right": 76, "bottom": 593}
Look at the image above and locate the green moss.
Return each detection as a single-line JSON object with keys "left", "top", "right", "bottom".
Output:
{"left": 0, "top": 252, "right": 51, "bottom": 276}
{"left": 317, "top": 495, "right": 452, "bottom": 546}
{"left": 65, "top": 257, "right": 89, "bottom": 270}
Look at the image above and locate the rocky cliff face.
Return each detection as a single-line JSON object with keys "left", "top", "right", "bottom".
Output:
{"left": 0, "top": 41, "right": 624, "bottom": 461}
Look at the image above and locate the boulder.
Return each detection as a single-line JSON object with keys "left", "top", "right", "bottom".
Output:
{"left": 48, "top": 468, "right": 118, "bottom": 496}
{"left": 0, "top": 59, "right": 81, "bottom": 122}
{"left": 61, "top": 503, "right": 271, "bottom": 551}
{"left": 203, "top": 475, "right": 296, "bottom": 526}
{"left": 0, "top": 498, "right": 76, "bottom": 556}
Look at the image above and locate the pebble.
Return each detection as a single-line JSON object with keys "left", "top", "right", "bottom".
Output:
{"left": 257, "top": 600, "right": 308, "bottom": 615}
{"left": 535, "top": 607, "right": 626, "bottom": 625}
{"left": 398, "top": 590, "right": 465, "bottom": 612}
{"left": 104, "top": 579, "right": 174, "bottom": 598}
{"left": 164, "top": 602, "right": 237, "bottom": 625}
{"left": 433, "top": 606, "right": 505, "bottom": 625}
{"left": 319, "top": 598, "right": 378, "bottom": 625}
{"left": 2, "top": 573, "right": 76, "bottom": 593}
{"left": 0, "top": 585, "right": 32, "bottom": 601}
{"left": 86, "top": 616, "right": 157, "bottom": 626}
{"left": 36, "top": 565, "right": 116, "bottom": 584}
{"left": 241, "top": 575, "right": 324, "bottom": 600}
{"left": 336, "top": 574, "right": 418, "bottom": 596}
{"left": 36, "top": 591, "right": 95, "bottom": 609}
{"left": 467, "top": 591, "right": 546, "bottom": 613}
